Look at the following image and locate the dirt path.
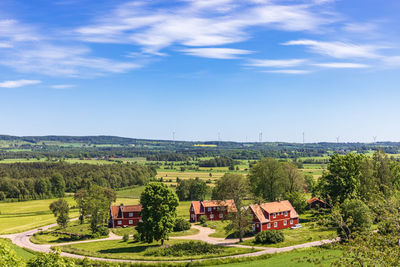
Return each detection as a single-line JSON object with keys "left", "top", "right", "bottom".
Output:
{"left": 0, "top": 223, "right": 337, "bottom": 264}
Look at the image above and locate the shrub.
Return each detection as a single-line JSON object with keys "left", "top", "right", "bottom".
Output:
{"left": 199, "top": 215, "right": 207, "bottom": 224}
{"left": 97, "top": 226, "right": 109, "bottom": 237}
{"left": 133, "top": 233, "right": 141, "bottom": 242}
{"left": 144, "top": 241, "right": 223, "bottom": 257}
{"left": 174, "top": 218, "right": 191, "bottom": 232}
{"left": 123, "top": 234, "right": 129, "bottom": 242}
{"left": 255, "top": 230, "right": 284, "bottom": 244}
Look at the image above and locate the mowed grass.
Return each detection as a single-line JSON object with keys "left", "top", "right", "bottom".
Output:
{"left": 207, "top": 247, "right": 342, "bottom": 267}
{"left": 111, "top": 224, "right": 199, "bottom": 237}
{"left": 116, "top": 186, "right": 146, "bottom": 199}
{"left": 58, "top": 239, "right": 256, "bottom": 261}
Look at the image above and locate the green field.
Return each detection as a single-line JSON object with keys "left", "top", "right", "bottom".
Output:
{"left": 208, "top": 247, "right": 341, "bottom": 267}
{"left": 58, "top": 239, "right": 257, "bottom": 261}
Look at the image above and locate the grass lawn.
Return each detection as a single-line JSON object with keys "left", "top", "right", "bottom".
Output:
{"left": 206, "top": 220, "right": 233, "bottom": 238}
{"left": 30, "top": 221, "right": 105, "bottom": 244}
{"left": 241, "top": 213, "right": 336, "bottom": 248}
{"left": 112, "top": 225, "right": 199, "bottom": 237}
{"left": 0, "top": 197, "right": 79, "bottom": 234}
{"left": 116, "top": 186, "right": 146, "bottom": 199}
{"left": 58, "top": 239, "right": 257, "bottom": 261}
{"left": 206, "top": 247, "right": 342, "bottom": 267}
{"left": 0, "top": 238, "right": 36, "bottom": 261}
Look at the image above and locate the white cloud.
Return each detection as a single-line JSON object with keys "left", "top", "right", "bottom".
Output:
{"left": 246, "top": 59, "right": 306, "bottom": 67}
{"left": 283, "top": 39, "right": 381, "bottom": 59}
{"left": 0, "top": 79, "right": 41, "bottom": 88}
{"left": 313, "top": 62, "right": 369, "bottom": 68}
{"left": 51, "top": 84, "right": 76, "bottom": 89}
{"left": 263, "top": 69, "right": 310, "bottom": 74}
{"left": 180, "top": 48, "right": 252, "bottom": 59}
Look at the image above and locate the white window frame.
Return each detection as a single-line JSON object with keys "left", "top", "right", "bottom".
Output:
{"left": 129, "top": 212, "right": 133, "bottom": 217}
{"left": 284, "top": 220, "right": 287, "bottom": 226}
{"left": 117, "top": 220, "right": 122, "bottom": 225}
{"left": 219, "top": 213, "right": 223, "bottom": 219}
{"left": 267, "top": 223, "right": 270, "bottom": 229}
{"left": 129, "top": 220, "right": 133, "bottom": 224}
{"left": 285, "top": 211, "right": 288, "bottom": 217}
{"left": 273, "top": 213, "right": 276, "bottom": 218}
{"left": 290, "top": 219, "right": 293, "bottom": 224}
{"left": 274, "top": 222, "right": 277, "bottom": 228}
{"left": 210, "top": 214, "right": 214, "bottom": 219}
{"left": 208, "top": 207, "right": 211, "bottom": 212}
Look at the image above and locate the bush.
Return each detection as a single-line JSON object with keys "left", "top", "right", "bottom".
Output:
{"left": 133, "top": 232, "right": 141, "bottom": 242}
{"left": 144, "top": 241, "right": 223, "bottom": 257}
{"left": 174, "top": 218, "right": 191, "bottom": 232}
{"left": 255, "top": 230, "right": 284, "bottom": 244}
{"left": 199, "top": 215, "right": 207, "bottom": 224}
{"left": 123, "top": 234, "right": 129, "bottom": 242}
{"left": 97, "top": 226, "right": 109, "bottom": 236}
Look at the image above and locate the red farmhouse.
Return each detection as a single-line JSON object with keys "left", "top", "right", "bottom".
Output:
{"left": 109, "top": 203, "right": 142, "bottom": 228}
{"left": 249, "top": 200, "right": 299, "bottom": 232}
{"left": 190, "top": 200, "right": 236, "bottom": 222}
{"left": 307, "top": 197, "right": 329, "bottom": 209}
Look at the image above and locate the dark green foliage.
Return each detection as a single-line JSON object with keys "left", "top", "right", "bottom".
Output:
{"left": 137, "top": 182, "right": 179, "bottom": 245}
{"left": 198, "top": 157, "right": 237, "bottom": 167}
{"left": 0, "top": 162, "right": 155, "bottom": 200}
{"left": 49, "top": 198, "right": 69, "bottom": 228}
{"left": 255, "top": 230, "right": 285, "bottom": 244}
{"left": 337, "top": 199, "right": 372, "bottom": 239}
{"left": 284, "top": 191, "right": 307, "bottom": 214}
{"left": 199, "top": 215, "right": 207, "bottom": 225}
{"left": 123, "top": 234, "right": 129, "bottom": 242}
{"left": 27, "top": 249, "right": 75, "bottom": 267}
{"left": 144, "top": 241, "right": 223, "bottom": 257}
{"left": 176, "top": 178, "right": 209, "bottom": 201}
{"left": 173, "top": 218, "right": 191, "bottom": 232}
{"left": 97, "top": 226, "right": 110, "bottom": 237}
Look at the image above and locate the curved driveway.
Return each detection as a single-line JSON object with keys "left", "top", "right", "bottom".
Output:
{"left": 0, "top": 223, "right": 337, "bottom": 264}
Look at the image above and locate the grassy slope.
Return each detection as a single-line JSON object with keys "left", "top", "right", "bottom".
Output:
{"left": 58, "top": 239, "right": 256, "bottom": 261}
{"left": 1, "top": 238, "right": 36, "bottom": 261}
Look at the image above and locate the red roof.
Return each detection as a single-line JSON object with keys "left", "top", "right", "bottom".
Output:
{"left": 307, "top": 197, "right": 326, "bottom": 205}
{"left": 110, "top": 206, "right": 119, "bottom": 218}
{"left": 110, "top": 204, "right": 142, "bottom": 219}
{"left": 191, "top": 200, "right": 237, "bottom": 215}
{"left": 250, "top": 200, "right": 299, "bottom": 223}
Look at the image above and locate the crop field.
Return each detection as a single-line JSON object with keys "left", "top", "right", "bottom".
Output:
{"left": 157, "top": 171, "right": 224, "bottom": 182}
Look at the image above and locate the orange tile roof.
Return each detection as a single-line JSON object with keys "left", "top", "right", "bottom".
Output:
{"left": 110, "top": 206, "right": 119, "bottom": 218}
{"left": 249, "top": 204, "right": 268, "bottom": 223}
{"left": 191, "top": 200, "right": 237, "bottom": 214}
{"left": 121, "top": 205, "right": 142, "bottom": 212}
{"left": 250, "top": 200, "right": 299, "bottom": 223}
{"left": 307, "top": 197, "right": 326, "bottom": 204}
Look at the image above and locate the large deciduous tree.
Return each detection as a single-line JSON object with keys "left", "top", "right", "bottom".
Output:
{"left": 49, "top": 198, "right": 69, "bottom": 228}
{"left": 137, "top": 182, "right": 179, "bottom": 245}
{"left": 176, "top": 177, "right": 208, "bottom": 201}
{"left": 212, "top": 173, "right": 252, "bottom": 242}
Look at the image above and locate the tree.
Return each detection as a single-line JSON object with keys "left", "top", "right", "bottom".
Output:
{"left": 137, "top": 182, "right": 179, "bottom": 245}
{"left": 49, "top": 198, "right": 70, "bottom": 228}
{"left": 50, "top": 173, "right": 66, "bottom": 198}
{"left": 74, "top": 189, "right": 88, "bottom": 224}
{"left": 282, "top": 162, "right": 304, "bottom": 193}
{"left": 212, "top": 173, "right": 252, "bottom": 242}
{"left": 176, "top": 178, "right": 208, "bottom": 201}
{"left": 284, "top": 191, "right": 307, "bottom": 214}
{"left": 0, "top": 240, "right": 24, "bottom": 267}
{"left": 248, "top": 158, "right": 286, "bottom": 201}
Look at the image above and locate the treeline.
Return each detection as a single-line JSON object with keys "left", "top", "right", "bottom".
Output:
{"left": 0, "top": 162, "right": 156, "bottom": 200}
{"left": 198, "top": 157, "right": 238, "bottom": 167}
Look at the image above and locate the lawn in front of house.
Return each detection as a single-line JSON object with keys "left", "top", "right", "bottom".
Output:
{"left": 57, "top": 239, "right": 257, "bottom": 261}
{"left": 111, "top": 224, "right": 199, "bottom": 237}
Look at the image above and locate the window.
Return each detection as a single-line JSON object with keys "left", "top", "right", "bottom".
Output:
{"left": 129, "top": 212, "right": 133, "bottom": 217}
{"left": 290, "top": 219, "right": 293, "bottom": 224}
{"left": 285, "top": 211, "right": 288, "bottom": 216}
{"left": 274, "top": 222, "right": 277, "bottom": 228}
{"left": 273, "top": 213, "right": 276, "bottom": 218}
{"left": 129, "top": 220, "right": 133, "bottom": 224}
{"left": 117, "top": 221, "right": 122, "bottom": 225}
{"left": 284, "top": 220, "right": 287, "bottom": 226}
{"left": 210, "top": 214, "right": 214, "bottom": 219}
{"left": 219, "top": 213, "right": 223, "bottom": 218}
{"left": 267, "top": 223, "right": 270, "bottom": 228}
{"left": 208, "top": 207, "right": 211, "bottom": 212}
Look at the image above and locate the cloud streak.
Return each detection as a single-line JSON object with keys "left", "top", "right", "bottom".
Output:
{"left": 180, "top": 48, "right": 252, "bottom": 59}
{"left": 0, "top": 79, "right": 41, "bottom": 88}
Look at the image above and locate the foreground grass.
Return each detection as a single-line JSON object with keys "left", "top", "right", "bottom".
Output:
{"left": 206, "top": 247, "right": 342, "bottom": 267}
{"left": 58, "top": 239, "right": 256, "bottom": 261}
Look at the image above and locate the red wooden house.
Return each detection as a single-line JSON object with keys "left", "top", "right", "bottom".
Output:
{"left": 190, "top": 200, "right": 236, "bottom": 222}
{"left": 109, "top": 203, "right": 142, "bottom": 228}
{"left": 307, "top": 197, "right": 329, "bottom": 209}
{"left": 249, "top": 200, "right": 299, "bottom": 232}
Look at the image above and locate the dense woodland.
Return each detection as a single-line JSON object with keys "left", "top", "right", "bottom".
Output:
{"left": 0, "top": 162, "right": 156, "bottom": 200}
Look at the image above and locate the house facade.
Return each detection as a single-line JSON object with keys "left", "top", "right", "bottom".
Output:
{"left": 249, "top": 200, "right": 299, "bottom": 232}
{"left": 307, "top": 197, "right": 329, "bottom": 209}
{"left": 190, "top": 200, "right": 236, "bottom": 222}
{"left": 109, "top": 203, "right": 142, "bottom": 228}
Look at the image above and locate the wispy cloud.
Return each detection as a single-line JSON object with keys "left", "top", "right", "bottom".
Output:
{"left": 312, "top": 62, "right": 370, "bottom": 68}
{"left": 51, "top": 84, "right": 76, "bottom": 89}
{"left": 0, "top": 79, "right": 41, "bottom": 88}
{"left": 180, "top": 48, "right": 252, "bottom": 59}
{"left": 246, "top": 59, "right": 306, "bottom": 67}
{"left": 283, "top": 40, "right": 381, "bottom": 59}
{"left": 263, "top": 69, "right": 310, "bottom": 74}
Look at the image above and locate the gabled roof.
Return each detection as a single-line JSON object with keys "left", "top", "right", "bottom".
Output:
{"left": 110, "top": 206, "right": 119, "bottom": 218}
{"left": 110, "top": 204, "right": 142, "bottom": 219}
{"left": 191, "top": 200, "right": 237, "bottom": 215}
{"left": 307, "top": 197, "right": 326, "bottom": 205}
{"left": 250, "top": 200, "right": 299, "bottom": 223}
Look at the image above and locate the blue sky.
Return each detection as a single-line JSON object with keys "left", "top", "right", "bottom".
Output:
{"left": 1, "top": 0, "right": 400, "bottom": 142}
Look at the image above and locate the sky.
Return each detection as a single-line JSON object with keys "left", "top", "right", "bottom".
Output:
{"left": 0, "top": 0, "right": 400, "bottom": 143}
